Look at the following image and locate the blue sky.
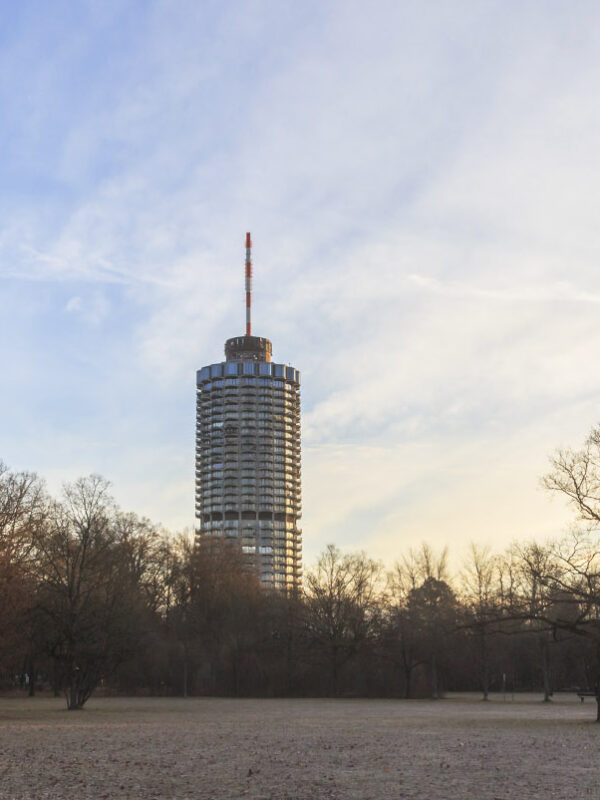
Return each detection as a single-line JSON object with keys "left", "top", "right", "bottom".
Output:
{"left": 1, "top": 1, "right": 600, "bottom": 566}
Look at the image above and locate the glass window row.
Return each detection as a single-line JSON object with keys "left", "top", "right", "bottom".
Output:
{"left": 197, "top": 363, "right": 300, "bottom": 382}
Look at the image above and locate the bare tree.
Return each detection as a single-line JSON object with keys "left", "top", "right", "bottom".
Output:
{"left": 33, "top": 476, "right": 148, "bottom": 709}
{"left": 0, "top": 463, "right": 47, "bottom": 684}
{"left": 185, "top": 536, "right": 263, "bottom": 696}
{"left": 386, "top": 561, "right": 426, "bottom": 698}
{"left": 460, "top": 544, "right": 498, "bottom": 700}
{"left": 387, "top": 544, "right": 457, "bottom": 699}
{"left": 513, "top": 542, "right": 560, "bottom": 701}
{"left": 304, "top": 544, "right": 382, "bottom": 696}
{"left": 544, "top": 426, "right": 600, "bottom": 526}
{"left": 539, "top": 425, "right": 600, "bottom": 716}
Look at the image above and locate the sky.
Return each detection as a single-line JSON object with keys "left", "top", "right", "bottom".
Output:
{"left": 1, "top": 0, "right": 600, "bottom": 568}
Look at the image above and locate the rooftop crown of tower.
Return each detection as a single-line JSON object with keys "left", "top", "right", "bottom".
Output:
{"left": 225, "top": 335, "right": 272, "bottom": 362}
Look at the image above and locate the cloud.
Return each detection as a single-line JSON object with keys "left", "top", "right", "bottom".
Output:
{"left": 63, "top": 291, "right": 109, "bottom": 325}
{"left": 1, "top": 2, "right": 600, "bottom": 565}
{"left": 65, "top": 295, "right": 82, "bottom": 313}
{"left": 407, "top": 274, "right": 600, "bottom": 305}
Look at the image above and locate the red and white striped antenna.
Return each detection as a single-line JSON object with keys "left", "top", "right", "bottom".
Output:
{"left": 245, "top": 232, "right": 252, "bottom": 336}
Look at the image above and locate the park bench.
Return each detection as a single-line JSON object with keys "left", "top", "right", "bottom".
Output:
{"left": 577, "top": 692, "right": 597, "bottom": 703}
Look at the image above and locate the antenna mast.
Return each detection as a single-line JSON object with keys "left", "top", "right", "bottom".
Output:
{"left": 245, "top": 232, "right": 252, "bottom": 336}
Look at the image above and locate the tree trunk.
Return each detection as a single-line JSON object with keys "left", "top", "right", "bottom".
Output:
{"left": 52, "top": 661, "right": 61, "bottom": 697}
{"left": 66, "top": 666, "right": 88, "bottom": 710}
{"left": 28, "top": 661, "right": 35, "bottom": 698}
{"left": 68, "top": 682, "right": 81, "bottom": 710}
{"left": 480, "top": 627, "right": 489, "bottom": 701}
{"left": 181, "top": 641, "right": 188, "bottom": 698}
{"left": 403, "top": 664, "right": 412, "bottom": 699}
{"left": 331, "top": 646, "right": 339, "bottom": 697}
{"left": 431, "top": 653, "right": 439, "bottom": 699}
{"left": 540, "top": 637, "right": 551, "bottom": 702}
{"left": 232, "top": 648, "right": 241, "bottom": 697}
{"left": 285, "top": 632, "right": 294, "bottom": 695}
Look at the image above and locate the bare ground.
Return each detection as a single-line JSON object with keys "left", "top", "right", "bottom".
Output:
{"left": 0, "top": 694, "right": 598, "bottom": 799}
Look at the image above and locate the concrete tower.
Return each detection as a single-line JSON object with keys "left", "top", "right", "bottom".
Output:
{"left": 195, "top": 234, "right": 302, "bottom": 591}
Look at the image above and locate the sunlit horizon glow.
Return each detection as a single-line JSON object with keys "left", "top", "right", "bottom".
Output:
{"left": 1, "top": 1, "right": 599, "bottom": 568}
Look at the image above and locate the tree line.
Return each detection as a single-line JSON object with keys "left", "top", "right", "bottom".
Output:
{"left": 3, "top": 424, "right": 600, "bottom": 714}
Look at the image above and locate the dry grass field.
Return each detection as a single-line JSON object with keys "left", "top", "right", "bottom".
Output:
{"left": 0, "top": 694, "right": 597, "bottom": 799}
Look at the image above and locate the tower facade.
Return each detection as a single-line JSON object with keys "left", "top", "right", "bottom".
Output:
{"left": 195, "top": 235, "right": 302, "bottom": 591}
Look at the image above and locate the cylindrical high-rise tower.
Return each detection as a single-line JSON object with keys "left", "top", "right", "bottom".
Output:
{"left": 195, "top": 235, "right": 302, "bottom": 591}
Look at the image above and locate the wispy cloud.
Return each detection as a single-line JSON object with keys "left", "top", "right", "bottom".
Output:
{"left": 407, "top": 275, "right": 600, "bottom": 305}
{"left": 1, "top": 2, "right": 599, "bottom": 562}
